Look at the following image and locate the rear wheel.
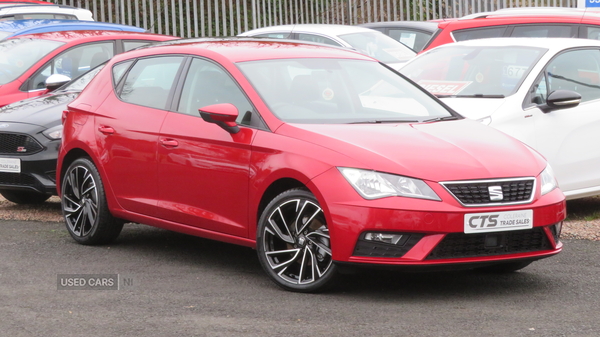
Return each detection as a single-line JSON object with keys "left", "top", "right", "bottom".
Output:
{"left": 0, "top": 190, "right": 51, "bottom": 204}
{"left": 61, "top": 157, "right": 123, "bottom": 245}
{"left": 257, "top": 189, "right": 336, "bottom": 292}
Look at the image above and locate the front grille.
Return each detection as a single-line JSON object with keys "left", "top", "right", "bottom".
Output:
{"left": 0, "top": 172, "right": 37, "bottom": 186}
{"left": 426, "top": 227, "right": 551, "bottom": 260}
{"left": 353, "top": 233, "right": 424, "bottom": 258}
{"left": 441, "top": 178, "right": 535, "bottom": 206}
{"left": 0, "top": 133, "right": 44, "bottom": 155}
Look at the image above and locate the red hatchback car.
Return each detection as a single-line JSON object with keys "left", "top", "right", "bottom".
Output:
{"left": 57, "top": 38, "right": 566, "bottom": 292}
{"left": 422, "top": 9, "right": 600, "bottom": 52}
{"left": 0, "top": 30, "right": 176, "bottom": 107}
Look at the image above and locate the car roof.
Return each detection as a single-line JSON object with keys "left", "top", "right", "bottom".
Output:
{"left": 3, "top": 20, "right": 146, "bottom": 38}
{"left": 460, "top": 7, "right": 586, "bottom": 20}
{"left": 0, "top": 3, "right": 93, "bottom": 20}
{"left": 0, "top": 18, "right": 76, "bottom": 31}
{"left": 358, "top": 21, "right": 440, "bottom": 33}
{"left": 240, "top": 24, "right": 381, "bottom": 36}
{"left": 10, "top": 30, "right": 174, "bottom": 43}
{"left": 428, "top": 37, "right": 600, "bottom": 52}
{"left": 117, "top": 38, "right": 376, "bottom": 63}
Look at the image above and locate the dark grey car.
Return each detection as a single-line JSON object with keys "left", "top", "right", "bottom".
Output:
{"left": 0, "top": 65, "right": 103, "bottom": 204}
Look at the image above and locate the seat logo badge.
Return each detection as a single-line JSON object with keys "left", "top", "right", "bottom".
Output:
{"left": 488, "top": 186, "right": 503, "bottom": 201}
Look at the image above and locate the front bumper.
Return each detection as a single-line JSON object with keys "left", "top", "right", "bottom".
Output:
{"left": 310, "top": 168, "right": 565, "bottom": 268}
{"left": 0, "top": 139, "right": 60, "bottom": 196}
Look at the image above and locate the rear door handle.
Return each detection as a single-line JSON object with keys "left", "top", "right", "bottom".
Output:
{"left": 160, "top": 138, "right": 179, "bottom": 148}
{"left": 98, "top": 125, "right": 115, "bottom": 135}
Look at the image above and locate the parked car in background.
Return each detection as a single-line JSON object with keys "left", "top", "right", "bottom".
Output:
{"left": 0, "top": 63, "right": 105, "bottom": 204}
{"left": 421, "top": 8, "right": 600, "bottom": 52}
{"left": 239, "top": 24, "right": 416, "bottom": 69}
{"left": 0, "top": 19, "right": 147, "bottom": 39}
{"left": 0, "top": 30, "right": 177, "bottom": 107}
{"left": 358, "top": 21, "right": 439, "bottom": 52}
{"left": 57, "top": 38, "right": 564, "bottom": 292}
{"left": 400, "top": 37, "right": 600, "bottom": 200}
{"left": 0, "top": 3, "right": 93, "bottom": 21}
{"left": 0, "top": 1, "right": 51, "bottom": 5}
{"left": 0, "top": 1, "right": 52, "bottom": 4}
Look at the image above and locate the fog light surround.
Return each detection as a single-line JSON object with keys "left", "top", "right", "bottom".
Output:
{"left": 364, "top": 232, "right": 404, "bottom": 245}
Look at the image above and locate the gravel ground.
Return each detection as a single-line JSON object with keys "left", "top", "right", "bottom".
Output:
{"left": 0, "top": 195, "right": 598, "bottom": 241}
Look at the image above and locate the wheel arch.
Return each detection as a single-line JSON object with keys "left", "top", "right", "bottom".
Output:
{"left": 58, "top": 148, "right": 92, "bottom": 193}
{"left": 256, "top": 178, "right": 307, "bottom": 226}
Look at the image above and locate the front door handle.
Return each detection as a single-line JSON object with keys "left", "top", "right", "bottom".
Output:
{"left": 98, "top": 125, "right": 115, "bottom": 135}
{"left": 160, "top": 138, "right": 179, "bottom": 148}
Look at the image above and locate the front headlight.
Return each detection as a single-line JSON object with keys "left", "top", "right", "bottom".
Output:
{"left": 540, "top": 164, "right": 558, "bottom": 196}
{"left": 42, "top": 125, "right": 63, "bottom": 140}
{"left": 338, "top": 167, "right": 441, "bottom": 201}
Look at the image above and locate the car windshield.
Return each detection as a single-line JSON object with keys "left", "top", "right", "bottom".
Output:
{"left": 58, "top": 63, "right": 105, "bottom": 92}
{"left": 0, "top": 38, "right": 64, "bottom": 84}
{"left": 238, "top": 58, "right": 453, "bottom": 124}
{"left": 400, "top": 45, "right": 546, "bottom": 97}
{"left": 338, "top": 32, "right": 416, "bottom": 63}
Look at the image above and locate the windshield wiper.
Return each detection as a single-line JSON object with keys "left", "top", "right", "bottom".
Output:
{"left": 422, "top": 116, "right": 461, "bottom": 123}
{"left": 348, "top": 119, "right": 419, "bottom": 124}
{"left": 436, "top": 94, "right": 505, "bottom": 98}
{"left": 456, "top": 94, "right": 505, "bottom": 98}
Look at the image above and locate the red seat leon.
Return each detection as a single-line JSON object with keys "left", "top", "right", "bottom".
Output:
{"left": 0, "top": 30, "right": 177, "bottom": 107}
{"left": 57, "top": 38, "right": 566, "bottom": 292}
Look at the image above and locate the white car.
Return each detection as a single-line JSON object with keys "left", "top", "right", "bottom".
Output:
{"left": 239, "top": 24, "right": 416, "bottom": 69}
{"left": 400, "top": 37, "right": 600, "bottom": 200}
{"left": 0, "top": 3, "right": 93, "bottom": 21}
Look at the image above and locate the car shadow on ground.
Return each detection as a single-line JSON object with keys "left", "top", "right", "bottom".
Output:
{"left": 102, "top": 222, "right": 565, "bottom": 299}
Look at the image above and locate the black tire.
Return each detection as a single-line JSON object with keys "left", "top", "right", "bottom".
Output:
{"left": 0, "top": 190, "right": 51, "bottom": 204}
{"left": 257, "top": 188, "right": 336, "bottom": 292}
{"left": 61, "top": 157, "right": 123, "bottom": 245}
{"left": 476, "top": 261, "right": 532, "bottom": 273}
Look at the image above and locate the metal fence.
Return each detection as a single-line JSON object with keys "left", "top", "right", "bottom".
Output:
{"left": 52, "top": 0, "right": 578, "bottom": 37}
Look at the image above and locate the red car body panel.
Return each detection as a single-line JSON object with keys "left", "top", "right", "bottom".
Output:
{"left": 57, "top": 40, "right": 565, "bottom": 268}
{"left": 0, "top": 31, "right": 177, "bottom": 107}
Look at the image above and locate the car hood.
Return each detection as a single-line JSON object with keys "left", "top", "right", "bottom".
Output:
{"left": 277, "top": 119, "right": 545, "bottom": 182}
{"left": 438, "top": 97, "right": 507, "bottom": 120}
{"left": 0, "top": 91, "right": 79, "bottom": 128}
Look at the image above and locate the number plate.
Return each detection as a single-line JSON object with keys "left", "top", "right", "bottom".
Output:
{"left": 0, "top": 158, "right": 20, "bottom": 173}
{"left": 464, "top": 210, "right": 533, "bottom": 234}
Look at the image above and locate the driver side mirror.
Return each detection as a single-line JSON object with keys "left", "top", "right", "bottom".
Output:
{"left": 540, "top": 90, "right": 581, "bottom": 113}
{"left": 199, "top": 103, "right": 240, "bottom": 134}
{"left": 45, "top": 74, "right": 71, "bottom": 92}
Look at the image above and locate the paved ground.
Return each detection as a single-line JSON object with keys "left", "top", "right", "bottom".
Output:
{"left": 1, "top": 219, "right": 598, "bottom": 337}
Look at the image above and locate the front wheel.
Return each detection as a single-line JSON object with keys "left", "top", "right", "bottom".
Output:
{"left": 257, "top": 189, "right": 336, "bottom": 292}
{"left": 61, "top": 157, "right": 123, "bottom": 245}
